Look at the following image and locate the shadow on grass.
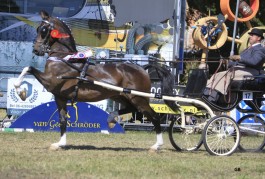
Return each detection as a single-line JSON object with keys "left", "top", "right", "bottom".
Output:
{"left": 62, "top": 145, "right": 147, "bottom": 152}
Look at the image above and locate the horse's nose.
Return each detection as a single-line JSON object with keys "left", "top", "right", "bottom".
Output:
{"left": 33, "top": 49, "right": 39, "bottom": 55}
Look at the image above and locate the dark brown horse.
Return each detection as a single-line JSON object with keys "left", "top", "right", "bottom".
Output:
{"left": 14, "top": 11, "right": 178, "bottom": 151}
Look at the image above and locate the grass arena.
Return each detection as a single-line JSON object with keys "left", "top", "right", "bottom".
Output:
{"left": 1, "top": 0, "right": 265, "bottom": 178}
{"left": 0, "top": 131, "right": 265, "bottom": 179}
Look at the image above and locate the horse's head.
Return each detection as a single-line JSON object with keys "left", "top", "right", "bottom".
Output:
{"left": 33, "top": 11, "right": 77, "bottom": 57}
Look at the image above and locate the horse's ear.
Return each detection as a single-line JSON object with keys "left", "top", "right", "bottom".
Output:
{"left": 40, "top": 10, "right": 50, "bottom": 20}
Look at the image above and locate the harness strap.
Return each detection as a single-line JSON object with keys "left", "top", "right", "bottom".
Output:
{"left": 60, "top": 59, "right": 82, "bottom": 73}
{"left": 72, "top": 58, "right": 92, "bottom": 104}
{"left": 80, "top": 59, "right": 90, "bottom": 78}
{"left": 60, "top": 58, "right": 93, "bottom": 104}
{"left": 60, "top": 59, "right": 94, "bottom": 74}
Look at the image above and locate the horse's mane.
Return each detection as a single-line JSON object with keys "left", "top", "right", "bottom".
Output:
{"left": 50, "top": 17, "right": 77, "bottom": 52}
{"left": 52, "top": 17, "right": 72, "bottom": 34}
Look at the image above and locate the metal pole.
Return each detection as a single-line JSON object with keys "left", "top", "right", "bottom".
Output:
{"left": 172, "top": 0, "right": 180, "bottom": 61}
{"left": 178, "top": 0, "right": 186, "bottom": 74}
{"left": 172, "top": 0, "right": 180, "bottom": 81}
{"left": 172, "top": 0, "right": 183, "bottom": 83}
{"left": 230, "top": 0, "right": 240, "bottom": 56}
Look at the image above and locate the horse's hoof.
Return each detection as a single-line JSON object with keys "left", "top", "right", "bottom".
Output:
{"left": 15, "top": 89, "right": 27, "bottom": 101}
{"left": 19, "top": 90, "right": 27, "bottom": 101}
{"left": 49, "top": 143, "right": 62, "bottom": 151}
{"left": 108, "top": 122, "right": 116, "bottom": 129}
{"left": 149, "top": 143, "right": 163, "bottom": 152}
{"left": 148, "top": 148, "right": 160, "bottom": 153}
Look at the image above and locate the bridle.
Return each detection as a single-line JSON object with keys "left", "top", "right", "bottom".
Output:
{"left": 34, "top": 20, "right": 54, "bottom": 54}
{"left": 34, "top": 19, "right": 74, "bottom": 56}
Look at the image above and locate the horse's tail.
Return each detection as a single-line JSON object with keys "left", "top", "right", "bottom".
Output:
{"left": 144, "top": 63, "right": 180, "bottom": 112}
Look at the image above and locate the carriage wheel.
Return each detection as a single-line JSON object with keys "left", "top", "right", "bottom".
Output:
{"left": 203, "top": 115, "right": 240, "bottom": 156}
{"left": 168, "top": 113, "right": 207, "bottom": 151}
{"left": 237, "top": 114, "right": 265, "bottom": 152}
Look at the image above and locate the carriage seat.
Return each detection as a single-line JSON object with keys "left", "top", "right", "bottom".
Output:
{"left": 231, "top": 73, "right": 265, "bottom": 92}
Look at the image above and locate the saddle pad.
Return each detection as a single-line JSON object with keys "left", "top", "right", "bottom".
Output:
{"left": 63, "top": 49, "right": 93, "bottom": 61}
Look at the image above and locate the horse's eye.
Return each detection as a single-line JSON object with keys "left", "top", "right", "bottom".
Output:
{"left": 40, "top": 26, "right": 48, "bottom": 38}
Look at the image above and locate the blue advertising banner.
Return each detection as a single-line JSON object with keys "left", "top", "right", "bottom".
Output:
{"left": 10, "top": 101, "right": 124, "bottom": 133}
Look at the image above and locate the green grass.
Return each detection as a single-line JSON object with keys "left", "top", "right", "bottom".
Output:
{"left": 0, "top": 131, "right": 265, "bottom": 179}
{"left": 0, "top": 109, "right": 7, "bottom": 119}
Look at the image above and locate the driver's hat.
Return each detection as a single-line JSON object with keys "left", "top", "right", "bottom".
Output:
{"left": 248, "top": 28, "right": 264, "bottom": 39}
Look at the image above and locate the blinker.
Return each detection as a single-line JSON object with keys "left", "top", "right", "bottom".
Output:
{"left": 40, "top": 26, "right": 49, "bottom": 38}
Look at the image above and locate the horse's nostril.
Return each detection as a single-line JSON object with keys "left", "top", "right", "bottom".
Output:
{"left": 33, "top": 49, "right": 38, "bottom": 54}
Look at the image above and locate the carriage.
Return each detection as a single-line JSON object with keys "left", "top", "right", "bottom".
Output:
{"left": 13, "top": 11, "right": 265, "bottom": 156}
{"left": 168, "top": 68, "right": 265, "bottom": 155}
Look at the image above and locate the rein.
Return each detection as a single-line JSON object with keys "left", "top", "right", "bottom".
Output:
{"left": 48, "top": 50, "right": 75, "bottom": 56}
{"left": 209, "top": 59, "right": 234, "bottom": 103}
{"left": 209, "top": 59, "right": 225, "bottom": 94}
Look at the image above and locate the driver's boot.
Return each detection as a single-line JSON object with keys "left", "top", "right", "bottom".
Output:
{"left": 203, "top": 88, "right": 220, "bottom": 103}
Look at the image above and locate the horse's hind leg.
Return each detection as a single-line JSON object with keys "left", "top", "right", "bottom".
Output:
{"left": 143, "top": 111, "right": 164, "bottom": 151}
{"left": 107, "top": 105, "right": 138, "bottom": 128}
{"left": 50, "top": 97, "right": 68, "bottom": 150}
{"left": 131, "top": 96, "right": 163, "bottom": 151}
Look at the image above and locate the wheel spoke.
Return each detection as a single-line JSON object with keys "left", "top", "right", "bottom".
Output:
{"left": 203, "top": 115, "right": 240, "bottom": 156}
{"left": 169, "top": 113, "right": 207, "bottom": 151}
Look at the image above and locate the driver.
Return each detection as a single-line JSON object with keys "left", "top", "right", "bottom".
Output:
{"left": 204, "top": 28, "right": 265, "bottom": 103}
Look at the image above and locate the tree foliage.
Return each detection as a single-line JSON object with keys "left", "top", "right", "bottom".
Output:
{"left": 187, "top": 0, "right": 264, "bottom": 26}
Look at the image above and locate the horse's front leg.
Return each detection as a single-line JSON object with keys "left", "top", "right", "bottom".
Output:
{"left": 50, "top": 97, "right": 68, "bottom": 150}
{"left": 13, "top": 67, "right": 30, "bottom": 101}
